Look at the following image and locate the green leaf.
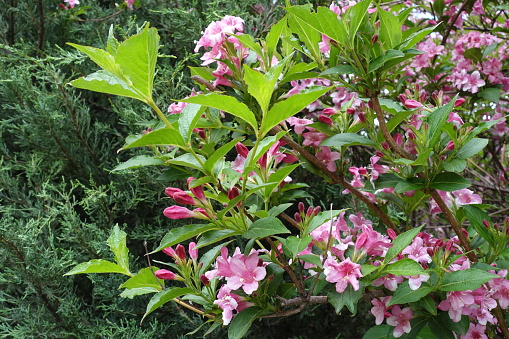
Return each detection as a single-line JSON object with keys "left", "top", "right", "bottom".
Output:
{"left": 345, "top": 0, "right": 371, "bottom": 45}
{"left": 266, "top": 17, "right": 287, "bottom": 54}
{"left": 142, "top": 287, "right": 194, "bottom": 322}
{"left": 203, "top": 137, "right": 243, "bottom": 174}
{"left": 442, "top": 159, "right": 466, "bottom": 173}
{"left": 320, "top": 133, "right": 376, "bottom": 148}
{"left": 362, "top": 325, "right": 393, "bottom": 339}
{"left": 199, "top": 242, "right": 229, "bottom": 274}
{"left": 107, "top": 224, "right": 130, "bottom": 273}
{"left": 319, "top": 65, "right": 359, "bottom": 77}
{"left": 115, "top": 24, "right": 159, "bottom": 99}
{"left": 439, "top": 268, "right": 498, "bottom": 291}
{"left": 369, "top": 49, "right": 405, "bottom": 73}
{"left": 397, "top": 24, "right": 440, "bottom": 50}
{"left": 378, "top": 8, "right": 402, "bottom": 49}
{"left": 380, "top": 98, "right": 406, "bottom": 115}
{"left": 478, "top": 87, "right": 501, "bottom": 102}
{"left": 260, "top": 87, "right": 331, "bottom": 136}
{"left": 462, "top": 47, "right": 482, "bottom": 63}
{"left": 264, "top": 164, "right": 300, "bottom": 197}
{"left": 228, "top": 307, "right": 265, "bottom": 339}
{"left": 166, "top": 153, "right": 207, "bottom": 172}
{"left": 462, "top": 205, "right": 495, "bottom": 247}
{"left": 152, "top": 224, "right": 214, "bottom": 253}
{"left": 456, "top": 138, "right": 488, "bottom": 160}
{"left": 112, "top": 155, "right": 164, "bottom": 171}
{"left": 197, "top": 229, "right": 240, "bottom": 248}
{"left": 268, "top": 203, "right": 293, "bottom": 217}
{"left": 284, "top": 235, "right": 313, "bottom": 258}
{"left": 361, "top": 264, "right": 378, "bottom": 276}
{"left": 429, "top": 172, "right": 470, "bottom": 191}
{"left": 179, "top": 103, "right": 206, "bottom": 142}
{"left": 120, "top": 267, "right": 163, "bottom": 291}
{"left": 383, "top": 258, "right": 426, "bottom": 277}
{"left": 420, "top": 295, "right": 437, "bottom": 316}
{"left": 64, "top": 259, "right": 130, "bottom": 276}
{"left": 243, "top": 217, "right": 290, "bottom": 239}
{"left": 384, "top": 225, "right": 423, "bottom": 265}
{"left": 427, "top": 315, "right": 455, "bottom": 339}
{"left": 235, "top": 34, "right": 263, "bottom": 58}
{"left": 327, "top": 283, "right": 364, "bottom": 315}
{"left": 426, "top": 98, "right": 456, "bottom": 148}
{"left": 388, "top": 281, "right": 432, "bottom": 306}
{"left": 70, "top": 70, "right": 145, "bottom": 101}
{"left": 121, "top": 128, "right": 185, "bottom": 149}
{"left": 120, "top": 287, "right": 159, "bottom": 299}
{"left": 298, "top": 254, "right": 323, "bottom": 268}
{"left": 181, "top": 93, "right": 257, "bottom": 131}
{"left": 67, "top": 43, "right": 118, "bottom": 74}
{"left": 374, "top": 173, "right": 403, "bottom": 189}
{"left": 394, "top": 177, "right": 425, "bottom": 194}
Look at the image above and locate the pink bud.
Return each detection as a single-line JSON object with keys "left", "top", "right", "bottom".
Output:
{"left": 323, "top": 107, "right": 339, "bottom": 115}
{"left": 200, "top": 274, "right": 209, "bottom": 285}
{"left": 176, "top": 244, "right": 186, "bottom": 260}
{"left": 382, "top": 142, "right": 390, "bottom": 150}
{"left": 164, "top": 205, "right": 196, "bottom": 219}
{"left": 155, "top": 269, "right": 176, "bottom": 280}
{"left": 454, "top": 98, "right": 466, "bottom": 107}
{"left": 162, "top": 246, "right": 177, "bottom": 258}
{"left": 194, "top": 207, "right": 211, "bottom": 219}
{"left": 228, "top": 187, "right": 240, "bottom": 200}
{"left": 318, "top": 114, "right": 333, "bottom": 126}
{"left": 306, "top": 206, "right": 314, "bottom": 217}
{"left": 346, "top": 107, "right": 356, "bottom": 115}
{"left": 355, "top": 233, "right": 368, "bottom": 251}
{"left": 188, "top": 242, "right": 198, "bottom": 260}
{"left": 387, "top": 228, "right": 397, "bottom": 240}
{"left": 282, "top": 153, "right": 298, "bottom": 164}
{"left": 173, "top": 191, "right": 197, "bottom": 205}
{"left": 313, "top": 206, "right": 321, "bottom": 215}
{"left": 483, "top": 219, "right": 490, "bottom": 228}
{"left": 235, "top": 142, "right": 249, "bottom": 158}
{"left": 294, "top": 213, "right": 302, "bottom": 223}
{"left": 445, "top": 140, "right": 455, "bottom": 151}
{"left": 398, "top": 94, "right": 407, "bottom": 104}
{"left": 371, "top": 34, "right": 378, "bottom": 44}
{"left": 165, "top": 187, "right": 185, "bottom": 198}
{"left": 258, "top": 153, "right": 268, "bottom": 169}
{"left": 358, "top": 112, "right": 366, "bottom": 123}
{"left": 419, "top": 92, "right": 427, "bottom": 103}
{"left": 404, "top": 99, "right": 423, "bottom": 109}
{"left": 298, "top": 202, "right": 305, "bottom": 213}
{"left": 188, "top": 177, "right": 206, "bottom": 202}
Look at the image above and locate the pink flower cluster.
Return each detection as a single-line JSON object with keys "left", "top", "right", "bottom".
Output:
{"left": 163, "top": 177, "right": 213, "bottom": 220}
{"left": 430, "top": 189, "right": 482, "bottom": 215}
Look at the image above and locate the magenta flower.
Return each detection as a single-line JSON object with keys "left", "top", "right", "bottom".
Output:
{"left": 163, "top": 206, "right": 209, "bottom": 219}
{"left": 323, "top": 257, "right": 363, "bottom": 293}
{"left": 460, "top": 323, "right": 488, "bottom": 339}
{"left": 188, "top": 177, "right": 206, "bottom": 203}
{"left": 372, "top": 274, "right": 404, "bottom": 291}
{"left": 387, "top": 306, "right": 413, "bottom": 337}
{"left": 404, "top": 99, "right": 423, "bottom": 109}
{"left": 302, "top": 131, "right": 328, "bottom": 148}
{"left": 172, "top": 191, "right": 197, "bottom": 205}
{"left": 316, "top": 147, "right": 340, "bottom": 172}
{"left": 225, "top": 251, "right": 267, "bottom": 294}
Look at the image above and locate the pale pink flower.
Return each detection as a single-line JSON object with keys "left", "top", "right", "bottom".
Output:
{"left": 302, "top": 132, "right": 328, "bottom": 148}
{"left": 124, "top": 0, "right": 134, "bottom": 9}
{"left": 64, "top": 0, "right": 80, "bottom": 8}
{"left": 438, "top": 291, "right": 475, "bottom": 322}
{"left": 214, "top": 286, "right": 252, "bottom": 325}
{"left": 387, "top": 306, "right": 413, "bottom": 337}
{"left": 323, "top": 257, "right": 363, "bottom": 293}
{"left": 402, "top": 237, "right": 432, "bottom": 264}
{"left": 286, "top": 117, "right": 314, "bottom": 134}
{"left": 372, "top": 274, "right": 404, "bottom": 291}
{"left": 453, "top": 189, "right": 482, "bottom": 205}
{"left": 188, "top": 242, "right": 198, "bottom": 261}
{"left": 407, "top": 274, "right": 430, "bottom": 290}
{"left": 371, "top": 296, "right": 393, "bottom": 325}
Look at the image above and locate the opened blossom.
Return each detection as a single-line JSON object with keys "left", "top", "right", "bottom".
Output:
{"left": 387, "top": 306, "right": 413, "bottom": 337}
{"left": 214, "top": 286, "right": 252, "bottom": 325}
{"left": 323, "top": 256, "right": 362, "bottom": 293}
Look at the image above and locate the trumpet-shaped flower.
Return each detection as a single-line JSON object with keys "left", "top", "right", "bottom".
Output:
{"left": 323, "top": 257, "right": 362, "bottom": 293}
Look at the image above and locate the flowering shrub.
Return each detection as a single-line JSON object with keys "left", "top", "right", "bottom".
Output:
{"left": 65, "top": 0, "right": 509, "bottom": 338}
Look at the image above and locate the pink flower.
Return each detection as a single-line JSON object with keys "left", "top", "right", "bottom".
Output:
{"left": 188, "top": 177, "right": 206, "bottom": 203}
{"left": 124, "top": 0, "right": 134, "bottom": 9}
{"left": 453, "top": 188, "right": 482, "bottom": 205}
{"left": 387, "top": 306, "right": 413, "bottom": 337}
{"left": 214, "top": 286, "right": 252, "bottom": 325}
{"left": 154, "top": 269, "right": 177, "bottom": 280}
{"left": 316, "top": 147, "right": 340, "bottom": 172}
{"left": 172, "top": 191, "right": 197, "bottom": 205}
{"left": 371, "top": 296, "right": 393, "bottom": 325}
{"left": 372, "top": 274, "right": 404, "bottom": 291}
{"left": 188, "top": 242, "right": 198, "bottom": 261}
{"left": 404, "top": 99, "right": 423, "bottom": 109}
{"left": 286, "top": 117, "right": 314, "bottom": 135}
{"left": 461, "top": 323, "right": 488, "bottom": 339}
{"left": 402, "top": 236, "right": 432, "bottom": 264}
{"left": 302, "top": 132, "right": 328, "bottom": 148}
{"left": 323, "top": 257, "right": 363, "bottom": 293}
{"left": 64, "top": 0, "right": 80, "bottom": 8}
{"left": 438, "top": 291, "right": 475, "bottom": 322}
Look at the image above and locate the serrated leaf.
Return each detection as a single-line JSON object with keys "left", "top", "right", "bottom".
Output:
{"left": 456, "top": 138, "right": 488, "bottom": 160}
{"left": 478, "top": 87, "right": 501, "bottom": 102}
{"left": 107, "top": 224, "right": 130, "bottom": 273}
{"left": 113, "top": 155, "right": 164, "bottom": 171}
{"left": 319, "top": 65, "right": 359, "bottom": 77}
{"left": 397, "top": 24, "right": 440, "bottom": 50}
{"left": 181, "top": 93, "right": 257, "bottom": 131}
{"left": 298, "top": 254, "right": 323, "bottom": 268}
{"left": 369, "top": 49, "right": 405, "bottom": 73}
{"left": 179, "top": 103, "right": 205, "bottom": 142}
{"left": 142, "top": 287, "right": 194, "bottom": 322}
{"left": 284, "top": 235, "right": 313, "bottom": 258}
{"left": 327, "top": 283, "right": 364, "bottom": 315}
{"left": 70, "top": 70, "right": 145, "bottom": 101}
{"left": 426, "top": 98, "right": 456, "bottom": 148}
{"left": 243, "top": 217, "right": 290, "bottom": 239}
{"left": 120, "top": 287, "right": 159, "bottom": 299}
{"left": 384, "top": 225, "right": 423, "bottom": 265}
{"left": 321, "top": 133, "right": 376, "bottom": 148}
{"left": 228, "top": 307, "right": 265, "bottom": 339}
{"left": 268, "top": 203, "right": 293, "bottom": 217}
{"left": 383, "top": 258, "right": 426, "bottom": 277}
{"left": 439, "top": 268, "right": 498, "bottom": 291}
{"left": 121, "top": 128, "right": 185, "bottom": 149}
{"left": 197, "top": 229, "right": 239, "bottom": 248}
{"left": 203, "top": 137, "right": 243, "bottom": 174}
{"left": 378, "top": 8, "right": 402, "bottom": 49}
{"left": 119, "top": 267, "right": 163, "bottom": 291}
{"left": 442, "top": 159, "right": 466, "bottom": 172}
{"left": 429, "top": 172, "right": 470, "bottom": 191}
{"left": 260, "top": 87, "right": 331, "bottom": 136}
{"left": 388, "top": 281, "right": 433, "bottom": 306}
{"left": 152, "top": 224, "right": 214, "bottom": 253}
{"left": 166, "top": 153, "right": 207, "bottom": 172}
{"left": 64, "top": 259, "right": 130, "bottom": 276}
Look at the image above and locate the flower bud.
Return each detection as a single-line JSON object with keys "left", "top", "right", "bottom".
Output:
{"left": 294, "top": 212, "right": 302, "bottom": 223}
{"left": 228, "top": 187, "right": 240, "bottom": 200}
{"left": 313, "top": 206, "right": 321, "bottom": 216}
{"left": 298, "top": 202, "right": 305, "bottom": 213}
{"left": 419, "top": 92, "right": 427, "bottom": 104}
{"left": 173, "top": 191, "right": 197, "bottom": 205}
{"left": 318, "top": 114, "right": 333, "bottom": 126}
{"left": 189, "top": 242, "right": 198, "bottom": 261}
{"left": 382, "top": 142, "right": 390, "bottom": 150}
{"left": 163, "top": 246, "right": 177, "bottom": 258}
{"left": 235, "top": 142, "right": 249, "bottom": 158}
{"left": 445, "top": 140, "right": 455, "bottom": 151}
{"left": 404, "top": 99, "right": 423, "bottom": 109}
{"left": 306, "top": 206, "right": 314, "bottom": 217}
{"left": 323, "top": 107, "right": 339, "bottom": 115}
{"left": 155, "top": 269, "right": 176, "bottom": 280}
{"left": 398, "top": 94, "right": 407, "bottom": 104}
{"left": 358, "top": 112, "right": 366, "bottom": 124}
{"left": 176, "top": 244, "right": 186, "bottom": 260}
{"left": 483, "top": 219, "right": 490, "bottom": 228}
{"left": 188, "top": 177, "right": 206, "bottom": 202}
{"left": 346, "top": 107, "right": 356, "bottom": 115}
{"left": 387, "top": 228, "right": 397, "bottom": 240}
{"left": 371, "top": 34, "right": 379, "bottom": 44}
{"left": 375, "top": 151, "right": 384, "bottom": 157}
{"left": 454, "top": 98, "right": 466, "bottom": 107}
{"left": 200, "top": 274, "right": 210, "bottom": 285}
